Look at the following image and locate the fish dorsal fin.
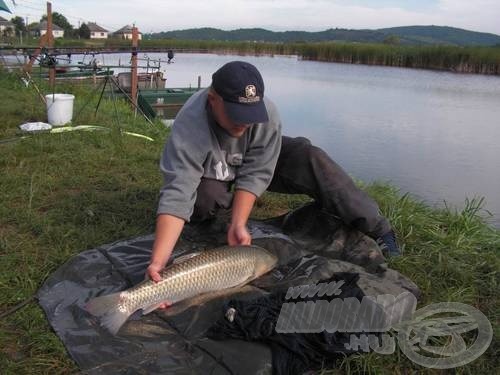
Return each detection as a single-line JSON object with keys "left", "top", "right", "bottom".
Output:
{"left": 172, "top": 252, "right": 202, "bottom": 265}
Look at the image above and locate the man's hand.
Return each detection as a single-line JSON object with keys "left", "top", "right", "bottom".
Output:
{"left": 228, "top": 189, "right": 256, "bottom": 246}
{"left": 145, "top": 262, "right": 171, "bottom": 309}
{"left": 227, "top": 223, "right": 251, "bottom": 245}
{"left": 145, "top": 214, "right": 185, "bottom": 309}
{"left": 146, "top": 262, "right": 164, "bottom": 283}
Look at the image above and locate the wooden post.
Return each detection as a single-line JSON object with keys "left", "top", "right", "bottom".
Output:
{"left": 131, "top": 26, "right": 139, "bottom": 110}
{"left": 46, "top": 2, "right": 55, "bottom": 87}
{"left": 23, "top": 1, "right": 52, "bottom": 73}
{"left": 24, "top": 33, "right": 47, "bottom": 72}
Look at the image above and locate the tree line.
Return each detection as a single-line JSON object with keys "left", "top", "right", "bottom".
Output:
{"left": 4, "top": 12, "right": 95, "bottom": 40}
{"left": 148, "top": 26, "right": 500, "bottom": 47}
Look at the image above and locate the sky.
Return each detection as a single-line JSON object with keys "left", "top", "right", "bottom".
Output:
{"left": 3, "top": 0, "right": 500, "bottom": 35}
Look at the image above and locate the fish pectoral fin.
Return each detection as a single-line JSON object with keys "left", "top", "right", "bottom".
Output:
{"left": 160, "top": 285, "right": 256, "bottom": 317}
{"left": 248, "top": 272, "right": 259, "bottom": 282}
{"left": 172, "top": 252, "right": 202, "bottom": 264}
{"left": 142, "top": 302, "right": 170, "bottom": 315}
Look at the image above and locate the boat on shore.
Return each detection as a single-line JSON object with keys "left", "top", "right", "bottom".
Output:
{"left": 36, "top": 62, "right": 115, "bottom": 82}
{"left": 48, "top": 68, "right": 114, "bottom": 81}
{"left": 110, "top": 71, "right": 202, "bottom": 120}
{"left": 19, "top": 48, "right": 202, "bottom": 119}
{"left": 137, "top": 87, "right": 201, "bottom": 119}
{"left": 116, "top": 71, "right": 166, "bottom": 90}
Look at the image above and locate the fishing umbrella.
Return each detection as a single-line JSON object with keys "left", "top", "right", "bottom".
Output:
{"left": 0, "top": 0, "right": 12, "bottom": 13}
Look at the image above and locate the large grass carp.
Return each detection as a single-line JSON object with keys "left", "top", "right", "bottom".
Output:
{"left": 86, "top": 245, "right": 278, "bottom": 334}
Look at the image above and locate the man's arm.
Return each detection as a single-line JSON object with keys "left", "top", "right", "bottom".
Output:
{"left": 234, "top": 99, "right": 282, "bottom": 200}
{"left": 147, "top": 214, "right": 185, "bottom": 282}
{"left": 227, "top": 189, "right": 257, "bottom": 245}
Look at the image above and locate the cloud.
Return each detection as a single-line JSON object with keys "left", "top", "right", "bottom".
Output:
{"left": 23, "top": 0, "right": 500, "bottom": 35}
{"left": 434, "top": 0, "right": 500, "bottom": 33}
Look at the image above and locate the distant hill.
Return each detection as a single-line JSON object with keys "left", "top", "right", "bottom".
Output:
{"left": 377, "top": 26, "right": 500, "bottom": 46}
{"left": 147, "top": 26, "right": 500, "bottom": 46}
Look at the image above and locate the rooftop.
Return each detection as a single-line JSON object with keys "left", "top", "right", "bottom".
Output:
{"left": 115, "top": 25, "right": 142, "bottom": 34}
{"left": 87, "top": 22, "right": 108, "bottom": 33}
{"left": 39, "top": 21, "right": 63, "bottom": 31}
{"left": 0, "top": 16, "right": 13, "bottom": 26}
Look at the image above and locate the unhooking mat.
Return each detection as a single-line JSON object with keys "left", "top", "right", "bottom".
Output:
{"left": 37, "top": 203, "right": 420, "bottom": 374}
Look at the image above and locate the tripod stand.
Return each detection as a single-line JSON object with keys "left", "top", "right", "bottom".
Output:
{"left": 74, "top": 72, "right": 155, "bottom": 127}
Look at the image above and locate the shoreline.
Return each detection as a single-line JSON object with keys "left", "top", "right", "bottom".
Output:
{"left": 2, "top": 39, "right": 500, "bottom": 76}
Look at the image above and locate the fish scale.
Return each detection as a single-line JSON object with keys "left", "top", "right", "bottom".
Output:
{"left": 86, "top": 245, "right": 278, "bottom": 335}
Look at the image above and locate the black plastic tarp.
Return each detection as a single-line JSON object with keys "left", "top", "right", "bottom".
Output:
{"left": 37, "top": 204, "right": 420, "bottom": 374}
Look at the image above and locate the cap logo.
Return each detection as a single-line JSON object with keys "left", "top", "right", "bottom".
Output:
{"left": 239, "top": 85, "right": 260, "bottom": 104}
{"left": 246, "top": 85, "right": 256, "bottom": 98}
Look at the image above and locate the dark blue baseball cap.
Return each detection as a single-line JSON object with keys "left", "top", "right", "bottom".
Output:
{"left": 211, "top": 61, "right": 269, "bottom": 124}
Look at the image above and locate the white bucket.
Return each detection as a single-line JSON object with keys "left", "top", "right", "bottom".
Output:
{"left": 46, "top": 93, "right": 75, "bottom": 126}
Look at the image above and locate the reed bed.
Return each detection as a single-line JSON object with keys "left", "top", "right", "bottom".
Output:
{"left": 113, "top": 39, "right": 500, "bottom": 74}
{"left": 6, "top": 38, "right": 499, "bottom": 74}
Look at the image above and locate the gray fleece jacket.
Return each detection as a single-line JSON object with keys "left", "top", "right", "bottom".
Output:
{"left": 157, "top": 88, "right": 282, "bottom": 221}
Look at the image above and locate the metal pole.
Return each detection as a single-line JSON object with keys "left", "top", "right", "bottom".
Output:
{"left": 110, "top": 76, "right": 155, "bottom": 126}
{"left": 95, "top": 75, "right": 109, "bottom": 117}
{"left": 47, "top": 1, "right": 55, "bottom": 87}
{"left": 131, "top": 26, "right": 139, "bottom": 112}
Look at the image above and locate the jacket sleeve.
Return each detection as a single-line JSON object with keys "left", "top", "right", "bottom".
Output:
{"left": 234, "top": 98, "right": 282, "bottom": 197}
{"left": 156, "top": 115, "right": 207, "bottom": 221}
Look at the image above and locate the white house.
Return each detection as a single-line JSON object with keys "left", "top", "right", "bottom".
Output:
{"left": 39, "top": 21, "right": 64, "bottom": 38}
{"left": 0, "top": 16, "right": 14, "bottom": 36}
{"left": 114, "top": 25, "right": 142, "bottom": 40}
{"left": 87, "top": 22, "right": 108, "bottom": 39}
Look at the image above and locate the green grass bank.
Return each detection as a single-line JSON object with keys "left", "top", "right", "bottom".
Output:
{"left": 0, "top": 68, "right": 498, "bottom": 374}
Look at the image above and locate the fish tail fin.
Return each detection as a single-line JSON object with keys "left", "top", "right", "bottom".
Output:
{"left": 86, "top": 292, "right": 132, "bottom": 335}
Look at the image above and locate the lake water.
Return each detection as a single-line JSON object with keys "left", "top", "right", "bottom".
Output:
{"left": 92, "top": 52, "right": 500, "bottom": 227}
